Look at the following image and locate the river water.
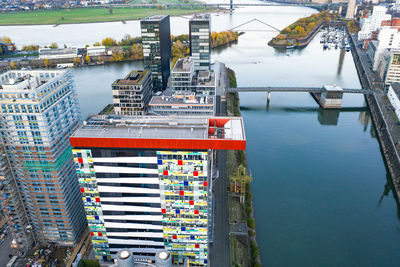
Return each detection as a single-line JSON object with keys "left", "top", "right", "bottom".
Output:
{"left": 3, "top": 3, "right": 400, "bottom": 266}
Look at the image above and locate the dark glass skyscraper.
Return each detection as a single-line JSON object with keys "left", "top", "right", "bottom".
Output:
{"left": 141, "top": 15, "right": 171, "bottom": 91}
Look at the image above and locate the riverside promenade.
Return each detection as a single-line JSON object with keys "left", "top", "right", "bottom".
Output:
{"left": 348, "top": 33, "right": 400, "bottom": 200}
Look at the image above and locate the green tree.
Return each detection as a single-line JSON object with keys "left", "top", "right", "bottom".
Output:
{"left": 93, "top": 42, "right": 101, "bottom": 47}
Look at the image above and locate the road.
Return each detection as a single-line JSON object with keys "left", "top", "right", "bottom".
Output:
{"left": 209, "top": 64, "right": 230, "bottom": 267}
{"left": 0, "top": 230, "right": 14, "bottom": 267}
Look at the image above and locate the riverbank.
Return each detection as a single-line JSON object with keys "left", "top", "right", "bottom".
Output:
{"left": 226, "top": 68, "right": 261, "bottom": 267}
{"left": 0, "top": 6, "right": 214, "bottom": 26}
{"left": 268, "top": 11, "right": 335, "bottom": 48}
{"left": 347, "top": 29, "right": 400, "bottom": 201}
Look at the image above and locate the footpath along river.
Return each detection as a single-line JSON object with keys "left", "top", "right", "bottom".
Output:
{"left": 2, "top": 2, "right": 400, "bottom": 266}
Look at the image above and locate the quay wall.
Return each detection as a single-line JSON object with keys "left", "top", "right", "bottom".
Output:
{"left": 347, "top": 30, "right": 400, "bottom": 200}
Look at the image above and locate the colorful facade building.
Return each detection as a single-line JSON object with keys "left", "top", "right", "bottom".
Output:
{"left": 0, "top": 70, "right": 87, "bottom": 249}
{"left": 70, "top": 115, "right": 246, "bottom": 265}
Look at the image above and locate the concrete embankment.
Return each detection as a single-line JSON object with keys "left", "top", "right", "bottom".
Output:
{"left": 347, "top": 30, "right": 400, "bottom": 200}
{"left": 269, "top": 20, "right": 345, "bottom": 48}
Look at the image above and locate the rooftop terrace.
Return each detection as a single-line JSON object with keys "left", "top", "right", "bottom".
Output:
{"left": 113, "top": 70, "right": 149, "bottom": 86}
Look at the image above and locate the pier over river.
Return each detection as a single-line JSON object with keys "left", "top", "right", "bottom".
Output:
{"left": 2, "top": 2, "right": 400, "bottom": 266}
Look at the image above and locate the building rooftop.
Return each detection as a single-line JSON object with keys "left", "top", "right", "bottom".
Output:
{"left": 323, "top": 85, "right": 343, "bottom": 91}
{"left": 149, "top": 93, "right": 214, "bottom": 106}
{"left": 173, "top": 58, "right": 193, "bottom": 73}
{"left": 197, "top": 71, "right": 216, "bottom": 87}
{"left": 113, "top": 70, "right": 149, "bottom": 86}
{"left": 190, "top": 14, "right": 210, "bottom": 21}
{"left": 141, "top": 15, "right": 169, "bottom": 22}
{"left": 70, "top": 115, "right": 246, "bottom": 150}
{"left": 0, "top": 70, "right": 66, "bottom": 92}
{"left": 391, "top": 83, "right": 400, "bottom": 99}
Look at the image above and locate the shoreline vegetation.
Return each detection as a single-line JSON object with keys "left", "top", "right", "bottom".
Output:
{"left": 0, "top": 32, "right": 239, "bottom": 70}
{"left": 0, "top": 6, "right": 216, "bottom": 26}
{"left": 268, "top": 11, "right": 333, "bottom": 47}
{"left": 226, "top": 68, "right": 261, "bottom": 267}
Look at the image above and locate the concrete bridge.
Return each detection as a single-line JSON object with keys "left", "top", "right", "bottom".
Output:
{"left": 227, "top": 86, "right": 375, "bottom": 109}
{"left": 227, "top": 86, "right": 375, "bottom": 94}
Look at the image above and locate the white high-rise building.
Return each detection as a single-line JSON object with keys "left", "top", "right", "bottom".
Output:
{"left": 0, "top": 70, "right": 86, "bottom": 250}
{"left": 358, "top": 6, "right": 391, "bottom": 40}
{"left": 346, "top": 0, "right": 356, "bottom": 19}
{"left": 373, "top": 28, "right": 400, "bottom": 70}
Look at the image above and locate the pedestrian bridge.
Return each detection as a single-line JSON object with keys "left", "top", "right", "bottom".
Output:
{"left": 227, "top": 87, "right": 374, "bottom": 94}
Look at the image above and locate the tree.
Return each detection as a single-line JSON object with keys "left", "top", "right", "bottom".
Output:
{"left": 10, "top": 61, "right": 15, "bottom": 69}
{"left": 230, "top": 165, "right": 252, "bottom": 195}
{"left": 22, "top": 45, "right": 39, "bottom": 51}
{"left": 61, "top": 16, "right": 65, "bottom": 21}
{"left": 44, "top": 58, "right": 50, "bottom": 68}
{"left": 93, "top": 42, "right": 101, "bottom": 47}
{"left": 109, "top": 8, "right": 113, "bottom": 14}
{"left": 0, "top": 46, "right": 3, "bottom": 55}
{"left": 73, "top": 57, "right": 81, "bottom": 65}
{"left": 101, "top": 37, "right": 117, "bottom": 47}
{"left": 85, "top": 54, "right": 90, "bottom": 63}
{"left": 49, "top": 42, "right": 58, "bottom": 49}
{"left": 64, "top": 44, "right": 67, "bottom": 48}
{"left": 294, "top": 26, "right": 305, "bottom": 35}
{"left": 0, "top": 36, "right": 12, "bottom": 43}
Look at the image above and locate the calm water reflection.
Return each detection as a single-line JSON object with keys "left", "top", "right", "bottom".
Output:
{"left": 3, "top": 4, "right": 400, "bottom": 266}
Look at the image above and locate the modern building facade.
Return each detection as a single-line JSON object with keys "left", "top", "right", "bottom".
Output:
{"left": 0, "top": 70, "right": 86, "bottom": 249}
{"left": 112, "top": 70, "right": 153, "bottom": 116}
{"left": 148, "top": 92, "right": 215, "bottom": 116}
{"left": 387, "top": 83, "right": 400, "bottom": 121}
{"left": 358, "top": 6, "right": 391, "bottom": 41}
{"left": 141, "top": 15, "right": 171, "bottom": 91}
{"left": 345, "top": 0, "right": 356, "bottom": 19}
{"left": 171, "top": 57, "right": 195, "bottom": 93}
{"left": 373, "top": 28, "right": 400, "bottom": 71}
{"left": 70, "top": 115, "right": 246, "bottom": 265}
{"left": 190, "top": 14, "right": 211, "bottom": 71}
{"left": 385, "top": 49, "right": 400, "bottom": 84}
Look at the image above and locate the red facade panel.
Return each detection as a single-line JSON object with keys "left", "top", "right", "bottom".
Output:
{"left": 69, "top": 137, "right": 246, "bottom": 150}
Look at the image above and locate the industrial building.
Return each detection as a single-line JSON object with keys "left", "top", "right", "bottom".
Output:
{"left": 70, "top": 115, "right": 246, "bottom": 265}
{"left": 38, "top": 48, "right": 80, "bottom": 59}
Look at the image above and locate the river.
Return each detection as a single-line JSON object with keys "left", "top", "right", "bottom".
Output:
{"left": 2, "top": 3, "right": 400, "bottom": 266}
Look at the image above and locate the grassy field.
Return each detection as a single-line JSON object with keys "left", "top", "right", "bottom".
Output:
{"left": 0, "top": 7, "right": 212, "bottom": 25}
